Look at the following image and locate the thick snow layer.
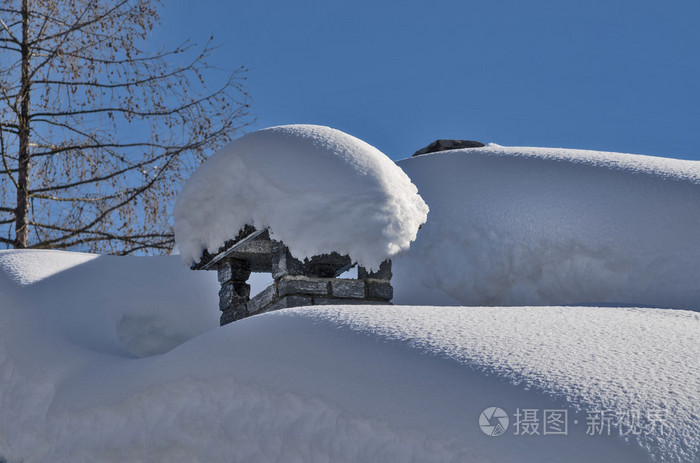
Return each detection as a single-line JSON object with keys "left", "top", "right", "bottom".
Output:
{"left": 0, "top": 250, "right": 220, "bottom": 357}
{"left": 1, "top": 250, "right": 698, "bottom": 462}
{"left": 301, "top": 305, "right": 699, "bottom": 463}
{"left": 394, "top": 145, "right": 700, "bottom": 309}
{"left": 0, "top": 249, "right": 98, "bottom": 285}
{"left": 174, "top": 124, "right": 428, "bottom": 270}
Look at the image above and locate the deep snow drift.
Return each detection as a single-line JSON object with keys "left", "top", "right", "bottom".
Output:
{"left": 0, "top": 250, "right": 220, "bottom": 358}
{"left": 394, "top": 145, "right": 700, "bottom": 309}
{"left": 1, "top": 250, "right": 698, "bottom": 462}
{"left": 174, "top": 124, "right": 428, "bottom": 270}
{"left": 2, "top": 142, "right": 700, "bottom": 462}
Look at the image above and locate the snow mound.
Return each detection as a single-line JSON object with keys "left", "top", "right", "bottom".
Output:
{"left": 174, "top": 124, "right": 428, "bottom": 270}
{"left": 290, "top": 305, "right": 699, "bottom": 463}
{"left": 0, "top": 250, "right": 219, "bottom": 358}
{"left": 394, "top": 145, "right": 700, "bottom": 309}
{"left": 0, "top": 251, "right": 696, "bottom": 462}
{"left": 0, "top": 249, "right": 97, "bottom": 286}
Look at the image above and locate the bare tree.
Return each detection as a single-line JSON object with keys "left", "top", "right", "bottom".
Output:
{"left": 0, "top": 0, "right": 250, "bottom": 254}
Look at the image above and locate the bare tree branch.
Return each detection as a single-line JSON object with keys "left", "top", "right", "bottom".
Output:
{"left": 0, "top": 16, "right": 21, "bottom": 43}
{"left": 0, "top": 0, "right": 251, "bottom": 253}
{"left": 31, "top": 81, "right": 231, "bottom": 119}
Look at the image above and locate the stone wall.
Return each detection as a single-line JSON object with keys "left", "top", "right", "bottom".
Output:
{"left": 217, "top": 258, "right": 251, "bottom": 324}
{"left": 201, "top": 227, "right": 395, "bottom": 326}
{"left": 218, "top": 258, "right": 392, "bottom": 326}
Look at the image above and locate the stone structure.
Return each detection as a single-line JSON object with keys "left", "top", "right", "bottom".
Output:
{"left": 412, "top": 139, "right": 485, "bottom": 157}
{"left": 192, "top": 226, "right": 393, "bottom": 326}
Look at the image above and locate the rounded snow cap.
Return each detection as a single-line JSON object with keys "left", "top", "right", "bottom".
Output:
{"left": 174, "top": 124, "right": 429, "bottom": 270}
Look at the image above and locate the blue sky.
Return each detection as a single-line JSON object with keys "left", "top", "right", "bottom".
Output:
{"left": 157, "top": 0, "right": 700, "bottom": 161}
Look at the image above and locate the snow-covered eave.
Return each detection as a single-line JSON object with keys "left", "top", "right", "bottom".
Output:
{"left": 192, "top": 226, "right": 269, "bottom": 271}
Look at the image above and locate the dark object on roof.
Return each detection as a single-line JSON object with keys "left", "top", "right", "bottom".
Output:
{"left": 412, "top": 139, "right": 485, "bottom": 157}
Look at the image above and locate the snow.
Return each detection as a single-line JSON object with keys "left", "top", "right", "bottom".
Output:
{"left": 0, "top": 249, "right": 98, "bottom": 285}
{"left": 302, "top": 305, "right": 699, "bottom": 463}
{"left": 394, "top": 144, "right": 700, "bottom": 310}
{"left": 0, "top": 250, "right": 220, "bottom": 358}
{"left": 1, "top": 142, "right": 699, "bottom": 462}
{"left": 174, "top": 124, "right": 428, "bottom": 270}
{"left": 0, "top": 250, "right": 698, "bottom": 462}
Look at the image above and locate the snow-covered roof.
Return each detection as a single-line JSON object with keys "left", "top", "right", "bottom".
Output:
{"left": 174, "top": 125, "right": 428, "bottom": 270}
{"left": 392, "top": 144, "right": 700, "bottom": 310}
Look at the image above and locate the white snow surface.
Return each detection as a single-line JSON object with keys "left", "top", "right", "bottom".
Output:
{"left": 394, "top": 145, "right": 700, "bottom": 309}
{"left": 0, "top": 249, "right": 98, "bottom": 285}
{"left": 3, "top": 143, "right": 700, "bottom": 462}
{"left": 0, "top": 250, "right": 698, "bottom": 462}
{"left": 0, "top": 250, "right": 220, "bottom": 358}
{"left": 174, "top": 124, "right": 428, "bottom": 270}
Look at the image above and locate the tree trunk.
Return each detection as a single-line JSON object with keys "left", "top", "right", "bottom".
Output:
{"left": 15, "top": 0, "right": 30, "bottom": 248}
{"left": 0, "top": 0, "right": 249, "bottom": 253}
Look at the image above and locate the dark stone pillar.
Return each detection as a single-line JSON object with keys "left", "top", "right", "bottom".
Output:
{"left": 358, "top": 260, "right": 393, "bottom": 302}
{"left": 217, "top": 258, "right": 251, "bottom": 326}
{"left": 270, "top": 242, "right": 304, "bottom": 279}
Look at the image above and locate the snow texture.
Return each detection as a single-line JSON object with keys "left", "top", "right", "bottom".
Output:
{"left": 174, "top": 124, "right": 428, "bottom": 270}
{"left": 0, "top": 250, "right": 220, "bottom": 358}
{"left": 2, "top": 142, "right": 700, "bottom": 462}
{"left": 0, "top": 249, "right": 98, "bottom": 285}
{"left": 0, "top": 250, "right": 698, "bottom": 462}
{"left": 394, "top": 145, "right": 700, "bottom": 310}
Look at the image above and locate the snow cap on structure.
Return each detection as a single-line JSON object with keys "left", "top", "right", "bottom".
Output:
{"left": 174, "top": 124, "right": 429, "bottom": 270}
